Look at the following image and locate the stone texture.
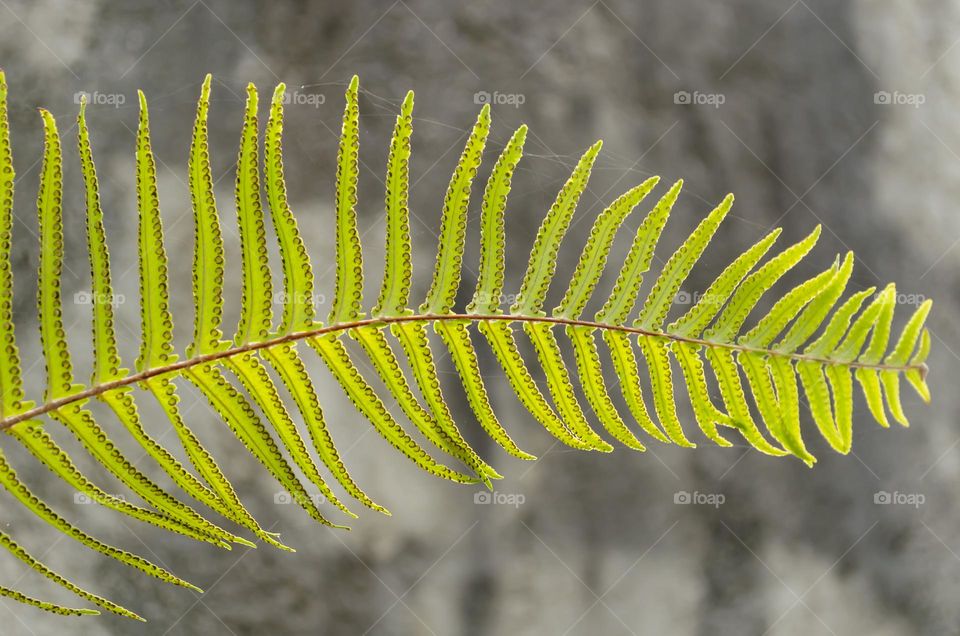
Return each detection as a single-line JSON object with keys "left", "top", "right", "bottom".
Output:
{"left": 0, "top": 1, "right": 957, "bottom": 634}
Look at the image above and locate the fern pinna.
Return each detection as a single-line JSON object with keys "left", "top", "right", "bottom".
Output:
{"left": 0, "top": 71, "right": 931, "bottom": 620}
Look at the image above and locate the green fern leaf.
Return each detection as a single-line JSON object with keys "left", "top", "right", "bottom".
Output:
{"left": 0, "top": 529, "right": 136, "bottom": 619}
{"left": 703, "top": 225, "right": 822, "bottom": 343}
{"left": 261, "top": 343, "right": 388, "bottom": 514}
{"left": 554, "top": 177, "right": 660, "bottom": 319}
{"left": 0, "top": 72, "right": 933, "bottom": 620}
{"left": 638, "top": 335, "right": 696, "bottom": 447}
{"left": 524, "top": 321, "right": 613, "bottom": 451}
{"left": 604, "top": 330, "right": 672, "bottom": 444}
{"left": 374, "top": 90, "right": 415, "bottom": 318}
{"left": 567, "top": 325, "right": 647, "bottom": 450}
{"left": 0, "top": 71, "right": 28, "bottom": 422}
{"left": 436, "top": 320, "right": 536, "bottom": 460}
{"left": 671, "top": 340, "right": 733, "bottom": 447}
{"left": 0, "top": 447, "right": 199, "bottom": 594}
{"left": 775, "top": 252, "right": 855, "bottom": 353}
{"left": 392, "top": 321, "right": 502, "bottom": 484}
{"left": 330, "top": 75, "right": 363, "bottom": 324}
{"left": 669, "top": 228, "right": 782, "bottom": 338}
{"left": 0, "top": 586, "right": 98, "bottom": 618}
{"left": 235, "top": 84, "right": 273, "bottom": 344}
{"left": 266, "top": 83, "right": 317, "bottom": 333}
{"left": 479, "top": 320, "right": 593, "bottom": 449}
{"left": 468, "top": 125, "right": 527, "bottom": 314}
{"left": 904, "top": 328, "right": 931, "bottom": 403}
{"left": 309, "top": 334, "right": 478, "bottom": 484}
{"left": 597, "top": 180, "right": 680, "bottom": 325}
{"left": 635, "top": 193, "right": 733, "bottom": 331}
{"left": 422, "top": 104, "right": 490, "bottom": 314}
{"left": 513, "top": 141, "right": 602, "bottom": 316}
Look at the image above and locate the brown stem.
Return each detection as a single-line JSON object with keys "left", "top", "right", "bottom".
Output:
{"left": 0, "top": 313, "right": 927, "bottom": 431}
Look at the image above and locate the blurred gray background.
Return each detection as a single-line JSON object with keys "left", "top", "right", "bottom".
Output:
{"left": 1, "top": 0, "right": 959, "bottom": 634}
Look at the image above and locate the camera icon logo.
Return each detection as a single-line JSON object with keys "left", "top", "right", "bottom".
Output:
{"left": 673, "top": 90, "right": 691, "bottom": 105}
{"left": 273, "top": 491, "right": 293, "bottom": 504}
{"left": 674, "top": 490, "right": 691, "bottom": 504}
{"left": 474, "top": 491, "right": 492, "bottom": 504}
{"left": 73, "top": 90, "right": 91, "bottom": 105}
{"left": 874, "top": 91, "right": 892, "bottom": 105}
{"left": 874, "top": 490, "right": 891, "bottom": 504}
{"left": 474, "top": 91, "right": 491, "bottom": 105}
{"left": 74, "top": 291, "right": 93, "bottom": 305}
{"left": 74, "top": 492, "right": 94, "bottom": 505}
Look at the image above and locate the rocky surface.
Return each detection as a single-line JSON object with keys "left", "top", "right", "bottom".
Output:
{"left": 0, "top": 0, "right": 958, "bottom": 634}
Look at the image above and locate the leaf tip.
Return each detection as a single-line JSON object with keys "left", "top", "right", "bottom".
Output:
{"left": 37, "top": 108, "right": 56, "bottom": 129}
{"left": 509, "top": 124, "right": 528, "bottom": 149}
{"left": 245, "top": 82, "right": 258, "bottom": 105}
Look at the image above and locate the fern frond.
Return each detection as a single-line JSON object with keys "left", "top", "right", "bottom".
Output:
{"left": 0, "top": 71, "right": 933, "bottom": 620}
{"left": 0, "top": 586, "right": 98, "bottom": 618}
{"left": 188, "top": 74, "right": 227, "bottom": 357}
{"left": 513, "top": 141, "right": 601, "bottom": 316}
{"left": 373, "top": 90, "right": 414, "bottom": 317}
{"left": 330, "top": 75, "right": 363, "bottom": 325}
{"left": 554, "top": 176, "right": 659, "bottom": 320}
{"left": 468, "top": 124, "right": 527, "bottom": 315}
{"left": 0, "top": 529, "right": 136, "bottom": 619}
{"left": 0, "top": 448, "right": 199, "bottom": 594}
{"left": 422, "top": 103, "right": 490, "bottom": 314}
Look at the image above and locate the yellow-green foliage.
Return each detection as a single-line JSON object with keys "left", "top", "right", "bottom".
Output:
{"left": 0, "top": 70, "right": 932, "bottom": 620}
